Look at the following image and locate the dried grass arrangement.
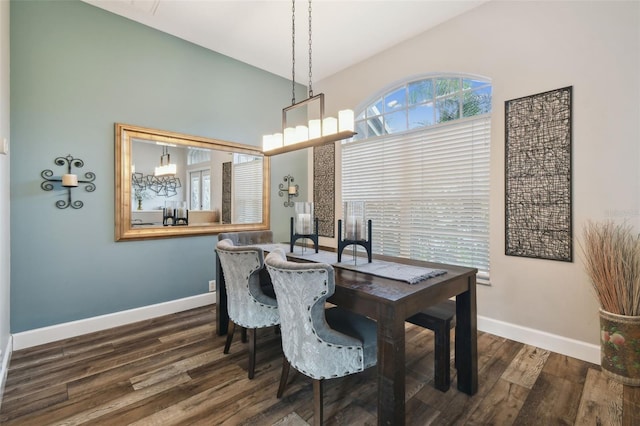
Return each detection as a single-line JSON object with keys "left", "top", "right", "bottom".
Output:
{"left": 581, "top": 221, "right": 640, "bottom": 316}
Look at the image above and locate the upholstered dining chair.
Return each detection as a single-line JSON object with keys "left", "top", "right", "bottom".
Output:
{"left": 265, "top": 248, "right": 377, "bottom": 426}
{"left": 215, "top": 238, "right": 279, "bottom": 379}
{"left": 218, "top": 231, "right": 275, "bottom": 299}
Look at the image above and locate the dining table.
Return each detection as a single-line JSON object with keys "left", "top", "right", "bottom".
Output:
{"left": 215, "top": 244, "right": 478, "bottom": 426}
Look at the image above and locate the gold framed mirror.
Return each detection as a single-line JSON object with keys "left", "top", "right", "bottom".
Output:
{"left": 115, "top": 123, "right": 270, "bottom": 241}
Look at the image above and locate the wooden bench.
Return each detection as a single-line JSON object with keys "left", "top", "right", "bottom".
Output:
{"left": 406, "top": 299, "right": 456, "bottom": 392}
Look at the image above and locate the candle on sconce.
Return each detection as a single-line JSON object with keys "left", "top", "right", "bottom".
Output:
{"left": 288, "top": 185, "right": 297, "bottom": 195}
{"left": 62, "top": 174, "right": 78, "bottom": 187}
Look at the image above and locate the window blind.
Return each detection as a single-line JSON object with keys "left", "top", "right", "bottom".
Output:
{"left": 342, "top": 115, "right": 490, "bottom": 279}
{"left": 233, "top": 159, "right": 263, "bottom": 224}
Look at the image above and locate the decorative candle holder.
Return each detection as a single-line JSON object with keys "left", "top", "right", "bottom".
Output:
{"left": 163, "top": 201, "right": 188, "bottom": 226}
{"left": 337, "top": 201, "right": 372, "bottom": 263}
{"left": 174, "top": 204, "right": 189, "bottom": 226}
{"left": 40, "top": 154, "right": 96, "bottom": 209}
{"left": 290, "top": 202, "right": 319, "bottom": 254}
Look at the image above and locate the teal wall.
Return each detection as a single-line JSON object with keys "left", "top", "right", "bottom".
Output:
{"left": 10, "top": 0, "right": 308, "bottom": 332}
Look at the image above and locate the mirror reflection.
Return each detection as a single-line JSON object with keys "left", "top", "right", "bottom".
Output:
{"left": 115, "top": 123, "right": 270, "bottom": 241}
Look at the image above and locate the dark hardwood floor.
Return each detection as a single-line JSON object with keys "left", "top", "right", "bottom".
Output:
{"left": 1, "top": 305, "right": 637, "bottom": 425}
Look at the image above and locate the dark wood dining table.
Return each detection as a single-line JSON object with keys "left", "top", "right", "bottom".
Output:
{"left": 216, "top": 248, "right": 478, "bottom": 426}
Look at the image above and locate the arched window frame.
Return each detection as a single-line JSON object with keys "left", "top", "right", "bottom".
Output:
{"left": 352, "top": 73, "right": 492, "bottom": 140}
{"left": 342, "top": 73, "right": 492, "bottom": 281}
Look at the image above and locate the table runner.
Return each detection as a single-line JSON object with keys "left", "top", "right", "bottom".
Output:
{"left": 255, "top": 243, "right": 447, "bottom": 284}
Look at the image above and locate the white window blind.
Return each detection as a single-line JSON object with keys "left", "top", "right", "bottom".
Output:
{"left": 233, "top": 159, "right": 263, "bottom": 224}
{"left": 342, "top": 115, "right": 490, "bottom": 279}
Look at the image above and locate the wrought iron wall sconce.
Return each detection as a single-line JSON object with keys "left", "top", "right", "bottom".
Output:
{"left": 40, "top": 154, "right": 96, "bottom": 209}
{"left": 278, "top": 174, "right": 298, "bottom": 207}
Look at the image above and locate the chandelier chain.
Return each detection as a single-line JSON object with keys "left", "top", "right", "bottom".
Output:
{"left": 308, "top": 0, "right": 313, "bottom": 97}
{"left": 291, "top": 0, "right": 296, "bottom": 105}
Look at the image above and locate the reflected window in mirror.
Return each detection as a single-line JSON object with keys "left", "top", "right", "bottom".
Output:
{"left": 188, "top": 147, "right": 212, "bottom": 212}
{"left": 233, "top": 153, "right": 263, "bottom": 224}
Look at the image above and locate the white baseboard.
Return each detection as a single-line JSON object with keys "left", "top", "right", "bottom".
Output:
{"left": 12, "top": 293, "right": 216, "bottom": 351}
{"left": 10, "top": 295, "right": 598, "bottom": 364}
{"left": 478, "top": 315, "right": 600, "bottom": 365}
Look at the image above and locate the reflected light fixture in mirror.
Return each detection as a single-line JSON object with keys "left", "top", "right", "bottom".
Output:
{"left": 154, "top": 145, "right": 177, "bottom": 176}
{"left": 262, "top": 0, "right": 355, "bottom": 156}
{"left": 115, "top": 123, "right": 270, "bottom": 241}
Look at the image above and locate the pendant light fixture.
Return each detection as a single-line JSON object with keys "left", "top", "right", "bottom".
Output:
{"left": 262, "top": 0, "right": 356, "bottom": 156}
{"left": 154, "top": 145, "right": 177, "bottom": 177}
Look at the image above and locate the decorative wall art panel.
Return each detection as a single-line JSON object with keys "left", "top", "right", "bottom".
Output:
{"left": 505, "top": 86, "right": 573, "bottom": 261}
{"left": 222, "top": 162, "right": 231, "bottom": 224}
{"left": 314, "top": 143, "right": 335, "bottom": 238}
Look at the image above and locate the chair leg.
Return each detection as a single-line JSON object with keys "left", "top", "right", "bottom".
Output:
{"left": 277, "top": 357, "right": 290, "bottom": 398}
{"left": 433, "top": 321, "right": 451, "bottom": 392}
{"left": 241, "top": 327, "right": 248, "bottom": 343}
{"left": 313, "top": 379, "right": 324, "bottom": 426}
{"left": 223, "top": 320, "right": 235, "bottom": 354}
{"left": 248, "top": 328, "right": 256, "bottom": 379}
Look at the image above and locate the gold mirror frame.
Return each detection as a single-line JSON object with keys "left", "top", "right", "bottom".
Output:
{"left": 115, "top": 123, "right": 270, "bottom": 241}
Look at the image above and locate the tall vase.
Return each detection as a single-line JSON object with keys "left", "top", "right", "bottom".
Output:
{"left": 599, "top": 309, "right": 640, "bottom": 386}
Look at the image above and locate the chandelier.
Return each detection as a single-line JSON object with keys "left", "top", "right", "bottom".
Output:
{"left": 262, "top": 0, "right": 356, "bottom": 156}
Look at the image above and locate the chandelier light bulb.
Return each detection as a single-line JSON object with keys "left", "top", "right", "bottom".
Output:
{"left": 322, "top": 117, "right": 338, "bottom": 136}
{"left": 338, "top": 109, "right": 355, "bottom": 132}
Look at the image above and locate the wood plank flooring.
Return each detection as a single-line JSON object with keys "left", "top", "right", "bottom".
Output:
{"left": 1, "top": 304, "right": 637, "bottom": 425}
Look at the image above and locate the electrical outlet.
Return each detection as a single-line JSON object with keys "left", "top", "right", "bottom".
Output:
{"left": 209, "top": 280, "right": 216, "bottom": 292}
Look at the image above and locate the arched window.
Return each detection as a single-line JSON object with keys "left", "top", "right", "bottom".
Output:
{"left": 342, "top": 74, "right": 491, "bottom": 280}
{"left": 187, "top": 147, "right": 211, "bottom": 165}
{"left": 353, "top": 75, "right": 492, "bottom": 139}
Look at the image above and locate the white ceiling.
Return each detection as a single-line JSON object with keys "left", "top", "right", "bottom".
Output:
{"left": 83, "top": 0, "right": 486, "bottom": 82}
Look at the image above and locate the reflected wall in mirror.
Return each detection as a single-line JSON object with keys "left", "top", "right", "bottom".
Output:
{"left": 115, "top": 123, "right": 270, "bottom": 241}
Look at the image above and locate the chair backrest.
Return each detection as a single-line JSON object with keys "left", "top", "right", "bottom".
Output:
{"left": 215, "top": 239, "right": 278, "bottom": 329}
{"left": 218, "top": 231, "right": 273, "bottom": 246}
{"left": 217, "top": 230, "right": 273, "bottom": 290}
{"left": 265, "top": 248, "right": 367, "bottom": 379}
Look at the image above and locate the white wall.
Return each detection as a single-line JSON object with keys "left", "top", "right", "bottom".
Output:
{"left": 0, "top": 0, "right": 11, "bottom": 395}
{"left": 317, "top": 1, "right": 640, "bottom": 361}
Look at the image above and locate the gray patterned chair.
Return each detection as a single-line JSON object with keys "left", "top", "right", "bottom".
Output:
{"left": 265, "top": 248, "right": 377, "bottom": 425}
{"left": 218, "top": 231, "right": 275, "bottom": 298}
{"left": 215, "top": 238, "right": 279, "bottom": 379}
{"left": 218, "top": 230, "right": 273, "bottom": 246}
